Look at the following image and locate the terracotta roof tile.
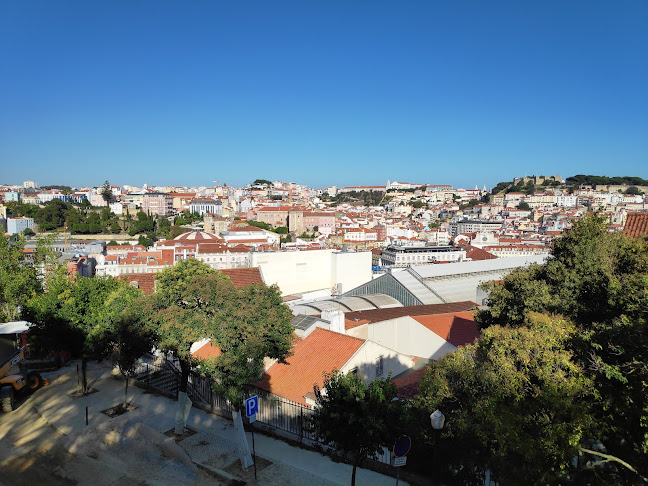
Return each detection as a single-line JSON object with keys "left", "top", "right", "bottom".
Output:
{"left": 412, "top": 311, "right": 480, "bottom": 347}
{"left": 118, "top": 267, "right": 263, "bottom": 294}
{"left": 345, "top": 301, "right": 477, "bottom": 330}
{"left": 253, "top": 328, "right": 365, "bottom": 405}
{"left": 392, "top": 366, "right": 430, "bottom": 399}
{"left": 192, "top": 342, "right": 221, "bottom": 360}
{"left": 219, "top": 267, "right": 264, "bottom": 288}
{"left": 119, "top": 273, "right": 156, "bottom": 295}
{"left": 460, "top": 244, "right": 497, "bottom": 260}
{"left": 625, "top": 212, "right": 648, "bottom": 238}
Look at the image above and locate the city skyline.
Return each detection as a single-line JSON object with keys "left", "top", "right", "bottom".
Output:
{"left": 2, "top": 1, "right": 647, "bottom": 190}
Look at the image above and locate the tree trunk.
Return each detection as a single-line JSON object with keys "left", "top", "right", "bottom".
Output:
{"left": 351, "top": 451, "right": 361, "bottom": 486}
{"left": 121, "top": 368, "right": 129, "bottom": 408}
{"left": 81, "top": 358, "right": 88, "bottom": 394}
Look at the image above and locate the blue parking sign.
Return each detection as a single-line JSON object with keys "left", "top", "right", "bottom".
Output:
{"left": 245, "top": 396, "right": 259, "bottom": 417}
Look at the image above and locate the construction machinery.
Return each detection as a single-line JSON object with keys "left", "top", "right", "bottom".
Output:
{"left": 0, "top": 321, "right": 50, "bottom": 412}
{"left": 0, "top": 346, "right": 48, "bottom": 412}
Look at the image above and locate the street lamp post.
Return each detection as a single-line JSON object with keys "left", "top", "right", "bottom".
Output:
{"left": 430, "top": 410, "right": 445, "bottom": 486}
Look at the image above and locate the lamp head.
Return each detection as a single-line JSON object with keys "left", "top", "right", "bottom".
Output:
{"left": 430, "top": 409, "right": 445, "bottom": 430}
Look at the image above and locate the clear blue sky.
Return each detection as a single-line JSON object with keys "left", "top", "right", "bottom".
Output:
{"left": 1, "top": 1, "right": 647, "bottom": 190}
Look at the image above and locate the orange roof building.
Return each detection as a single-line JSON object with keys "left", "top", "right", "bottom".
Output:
{"left": 253, "top": 329, "right": 365, "bottom": 405}
{"left": 625, "top": 212, "right": 648, "bottom": 238}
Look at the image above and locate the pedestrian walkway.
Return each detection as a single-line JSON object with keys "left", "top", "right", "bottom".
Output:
{"left": 0, "top": 360, "right": 407, "bottom": 485}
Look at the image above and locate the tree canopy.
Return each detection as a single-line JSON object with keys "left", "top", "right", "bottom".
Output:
{"left": 100, "top": 180, "right": 115, "bottom": 204}
{"left": 565, "top": 174, "right": 648, "bottom": 187}
{"left": 25, "top": 274, "right": 144, "bottom": 394}
{"left": 417, "top": 313, "right": 592, "bottom": 485}
{"left": 147, "top": 259, "right": 294, "bottom": 433}
{"left": 197, "top": 279, "right": 294, "bottom": 405}
{"left": 310, "top": 371, "right": 405, "bottom": 486}
{"left": 472, "top": 214, "right": 648, "bottom": 483}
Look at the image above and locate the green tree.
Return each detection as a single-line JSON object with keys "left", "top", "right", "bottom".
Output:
{"left": 99, "top": 286, "right": 156, "bottom": 408}
{"left": 100, "top": 180, "right": 115, "bottom": 204}
{"left": 128, "top": 211, "right": 155, "bottom": 236}
{"left": 253, "top": 179, "right": 272, "bottom": 186}
{"left": 475, "top": 214, "right": 648, "bottom": 482}
{"left": 146, "top": 259, "right": 222, "bottom": 434}
{"left": 156, "top": 216, "right": 171, "bottom": 239}
{"left": 137, "top": 234, "right": 156, "bottom": 248}
{"left": 100, "top": 207, "right": 112, "bottom": 221}
{"left": 246, "top": 220, "right": 273, "bottom": 231}
{"left": 198, "top": 281, "right": 294, "bottom": 406}
{"left": 25, "top": 275, "right": 123, "bottom": 394}
{"left": 417, "top": 313, "right": 591, "bottom": 485}
{"left": 517, "top": 201, "right": 531, "bottom": 210}
{"left": 0, "top": 233, "right": 41, "bottom": 321}
{"left": 310, "top": 371, "right": 405, "bottom": 486}
{"left": 35, "top": 199, "right": 69, "bottom": 231}
{"left": 625, "top": 186, "right": 641, "bottom": 195}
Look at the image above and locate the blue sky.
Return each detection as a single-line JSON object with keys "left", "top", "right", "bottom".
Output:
{"left": 1, "top": 1, "right": 647, "bottom": 190}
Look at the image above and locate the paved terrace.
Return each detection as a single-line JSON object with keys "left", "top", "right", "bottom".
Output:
{"left": 0, "top": 361, "right": 409, "bottom": 486}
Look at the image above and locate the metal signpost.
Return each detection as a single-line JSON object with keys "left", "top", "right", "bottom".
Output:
{"left": 393, "top": 435, "right": 411, "bottom": 486}
{"left": 245, "top": 396, "right": 259, "bottom": 479}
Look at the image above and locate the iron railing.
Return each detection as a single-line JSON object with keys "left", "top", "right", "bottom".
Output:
{"left": 133, "top": 353, "right": 388, "bottom": 465}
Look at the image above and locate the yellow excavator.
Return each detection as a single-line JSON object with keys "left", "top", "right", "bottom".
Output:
{"left": 1, "top": 348, "right": 49, "bottom": 412}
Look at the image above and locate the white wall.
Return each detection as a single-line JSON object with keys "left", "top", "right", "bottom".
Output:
{"left": 341, "top": 340, "right": 411, "bottom": 381}
{"left": 330, "top": 250, "right": 372, "bottom": 295}
{"left": 251, "top": 249, "right": 371, "bottom": 296}
{"left": 347, "top": 316, "right": 457, "bottom": 361}
{"left": 252, "top": 249, "right": 335, "bottom": 295}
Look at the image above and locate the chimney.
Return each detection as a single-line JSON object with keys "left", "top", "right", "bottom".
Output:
{"left": 322, "top": 308, "right": 345, "bottom": 334}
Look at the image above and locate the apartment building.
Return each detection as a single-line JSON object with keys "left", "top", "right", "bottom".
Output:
{"left": 190, "top": 198, "right": 222, "bottom": 216}
{"left": 142, "top": 192, "right": 173, "bottom": 216}
{"left": 381, "top": 244, "right": 466, "bottom": 267}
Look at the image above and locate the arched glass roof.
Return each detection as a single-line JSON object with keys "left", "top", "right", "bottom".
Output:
{"left": 290, "top": 293, "right": 402, "bottom": 316}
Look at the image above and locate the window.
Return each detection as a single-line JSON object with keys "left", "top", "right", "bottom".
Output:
{"left": 376, "top": 356, "right": 384, "bottom": 377}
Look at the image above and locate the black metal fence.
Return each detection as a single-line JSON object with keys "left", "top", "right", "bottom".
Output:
{"left": 133, "top": 354, "right": 317, "bottom": 444}
{"left": 132, "top": 353, "right": 500, "bottom": 482}
{"left": 243, "top": 386, "right": 316, "bottom": 443}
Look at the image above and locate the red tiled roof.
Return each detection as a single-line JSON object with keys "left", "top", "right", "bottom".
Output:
{"left": 119, "top": 274, "right": 156, "bottom": 295}
{"left": 392, "top": 366, "right": 430, "bottom": 399}
{"left": 625, "top": 212, "right": 648, "bottom": 238}
{"left": 412, "top": 311, "right": 480, "bottom": 348}
{"left": 118, "top": 267, "right": 263, "bottom": 294}
{"left": 253, "top": 328, "right": 365, "bottom": 405}
{"left": 344, "top": 302, "right": 477, "bottom": 330}
{"left": 219, "top": 267, "right": 264, "bottom": 288}
{"left": 192, "top": 342, "right": 221, "bottom": 360}
{"left": 196, "top": 243, "right": 230, "bottom": 254}
{"left": 461, "top": 244, "right": 497, "bottom": 260}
